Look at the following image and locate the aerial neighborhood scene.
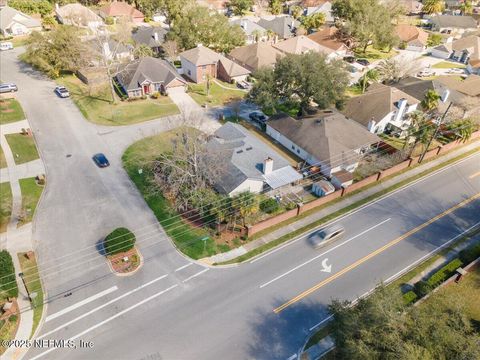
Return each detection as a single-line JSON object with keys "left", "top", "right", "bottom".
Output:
{"left": 1, "top": 0, "right": 480, "bottom": 359}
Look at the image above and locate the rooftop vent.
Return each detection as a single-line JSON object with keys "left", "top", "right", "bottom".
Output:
{"left": 237, "top": 150, "right": 243, "bottom": 154}
{"left": 246, "top": 146, "right": 253, "bottom": 151}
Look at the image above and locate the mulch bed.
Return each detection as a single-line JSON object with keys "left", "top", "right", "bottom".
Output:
{"left": 107, "top": 247, "right": 141, "bottom": 274}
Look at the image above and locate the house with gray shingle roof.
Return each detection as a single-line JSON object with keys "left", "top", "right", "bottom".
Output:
{"left": 114, "top": 57, "right": 186, "bottom": 98}
{"left": 0, "top": 6, "right": 41, "bottom": 36}
{"left": 230, "top": 18, "right": 269, "bottom": 44}
{"left": 179, "top": 45, "right": 250, "bottom": 84}
{"left": 266, "top": 109, "right": 380, "bottom": 185}
{"left": 257, "top": 16, "right": 300, "bottom": 40}
{"left": 207, "top": 122, "right": 302, "bottom": 196}
{"left": 341, "top": 83, "right": 420, "bottom": 136}
{"left": 430, "top": 15, "right": 478, "bottom": 36}
{"left": 132, "top": 26, "right": 168, "bottom": 55}
{"left": 55, "top": 3, "right": 103, "bottom": 28}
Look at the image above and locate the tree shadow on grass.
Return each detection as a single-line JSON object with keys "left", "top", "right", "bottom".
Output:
{"left": 246, "top": 299, "right": 330, "bottom": 360}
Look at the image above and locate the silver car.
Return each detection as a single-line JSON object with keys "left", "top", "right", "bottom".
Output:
{"left": 309, "top": 226, "right": 345, "bottom": 249}
{"left": 0, "top": 83, "right": 18, "bottom": 93}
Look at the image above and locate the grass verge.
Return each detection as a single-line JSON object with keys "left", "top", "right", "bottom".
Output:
{"left": 0, "top": 146, "right": 7, "bottom": 169}
{"left": 0, "top": 99, "right": 25, "bottom": 125}
{"left": 57, "top": 75, "right": 180, "bottom": 126}
{"left": 18, "top": 178, "right": 44, "bottom": 226}
{"left": 0, "top": 182, "right": 12, "bottom": 233}
{"left": 431, "top": 61, "right": 466, "bottom": 69}
{"left": 4, "top": 134, "right": 39, "bottom": 165}
{"left": 217, "top": 146, "right": 480, "bottom": 265}
{"left": 17, "top": 252, "right": 43, "bottom": 338}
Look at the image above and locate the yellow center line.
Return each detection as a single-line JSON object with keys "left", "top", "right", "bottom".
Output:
{"left": 469, "top": 171, "right": 480, "bottom": 179}
{"left": 273, "top": 192, "right": 480, "bottom": 314}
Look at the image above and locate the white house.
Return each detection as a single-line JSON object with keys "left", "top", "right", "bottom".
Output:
{"left": 341, "top": 83, "right": 420, "bottom": 136}
{"left": 55, "top": 3, "right": 103, "bottom": 29}
{"left": 0, "top": 6, "right": 41, "bottom": 36}
{"left": 265, "top": 109, "right": 380, "bottom": 186}
{"left": 208, "top": 123, "right": 302, "bottom": 196}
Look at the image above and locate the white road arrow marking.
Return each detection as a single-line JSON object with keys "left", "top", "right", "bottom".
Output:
{"left": 321, "top": 258, "right": 332, "bottom": 273}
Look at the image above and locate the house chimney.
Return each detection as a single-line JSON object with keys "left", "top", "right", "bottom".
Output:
{"left": 263, "top": 157, "right": 273, "bottom": 175}
{"left": 240, "top": 19, "right": 247, "bottom": 30}
{"left": 393, "top": 98, "right": 408, "bottom": 124}
{"left": 55, "top": 3, "right": 59, "bottom": 10}
{"left": 153, "top": 32, "right": 159, "bottom": 41}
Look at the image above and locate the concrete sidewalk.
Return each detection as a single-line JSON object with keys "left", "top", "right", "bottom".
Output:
{"left": 205, "top": 141, "right": 480, "bottom": 264}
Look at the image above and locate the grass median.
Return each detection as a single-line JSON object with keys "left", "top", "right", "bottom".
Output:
{"left": 19, "top": 177, "right": 44, "bottom": 226}
{"left": 217, "top": 146, "right": 480, "bottom": 265}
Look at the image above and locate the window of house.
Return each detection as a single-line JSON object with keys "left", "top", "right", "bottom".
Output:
{"left": 187, "top": 70, "right": 191, "bottom": 76}
{"left": 291, "top": 145, "right": 295, "bottom": 150}
{"left": 297, "top": 149, "right": 300, "bottom": 154}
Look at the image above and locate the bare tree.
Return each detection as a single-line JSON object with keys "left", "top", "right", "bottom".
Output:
{"left": 378, "top": 57, "right": 423, "bottom": 84}
{"left": 89, "top": 17, "right": 133, "bottom": 104}
{"left": 162, "top": 40, "right": 179, "bottom": 61}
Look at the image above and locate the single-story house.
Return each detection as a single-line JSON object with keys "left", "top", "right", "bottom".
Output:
{"left": 394, "top": 76, "right": 442, "bottom": 102}
{"left": 273, "top": 35, "right": 331, "bottom": 56}
{"left": 257, "top": 15, "right": 300, "bottom": 40}
{"left": 99, "top": 1, "right": 144, "bottom": 24}
{"left": 115, "top": 56, "right": 187, "bottom": 98}
{"left": 0, "top": 6, "right": 41, "bottom": 36}
{"left": 432, "top": 35, "right": 480, "bottom": 74}
{"left": 394, "top": 24, "right": 429, "bottom": 52}
{"left": 430, "top": 15, "right": 478, "bottom": 36}
{"left": 179, "top": 45, "right": 251, "bottom": 83}
{"left": 228, "top": 42, "right": 285, "bottom": 71}
{"left": 208, "top": 122, "right": 302, "bottom": 196}
{"left": 230, "top": 18, "right": 269, "bottom": 44}
{"left": 55, "top": 3, "right": 103, "bottom": 28}
{"left": 399, "top": 0, "right": 423, "bottom": 15}
{"left": 307, "top": 26, "right": 350, "bottom": 59}
{"left": 299, "top": 0, "right": 334, "bottom": 22}
{"left": 132, "top": 26, "right": 168, "bottom": 55}
{"left": 266, "top": 109, "right": 380, "bottom": 186}
{"left": 341, "top": 83, "right": 420, "bottom": 136}
{"left": 89, "top": 38, "right": 133, "bottom": 62}
{"left": 436, "top": 74, "right": 480, "bottom": 98}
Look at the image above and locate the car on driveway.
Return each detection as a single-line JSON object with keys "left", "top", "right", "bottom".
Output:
{"left": 0, "top": 42, "right": 13, "bottom": 51}
{"left": 309, "top": 225, "right": 345, "bottom": 249}
{"left": 92, "top": 153, "right": 110, "bottom": 168}
{"left": 0, "top": 83, "right": 17, "bottom": 93}
{"left": 237, "top": 80, "right": 252, "bottom": 90}
{"left": 356, "top": 58, "right": 370, "bottom": 66}
{"left": 249, "top": 111, "right": 268, "bottom": 124}
{"left": 417, "top": 69, "right": 436, "bottom": 77}
{"left": 54, "top": 86, "right": 70, "bottom": 98}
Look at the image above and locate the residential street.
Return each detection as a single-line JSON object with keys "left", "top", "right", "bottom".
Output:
{"left": 1, "top": 48, "right": 479, "bottom": 360}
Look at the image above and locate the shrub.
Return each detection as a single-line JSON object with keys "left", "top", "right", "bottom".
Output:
{"left": 105, "top": 16, "right": 114, "bottom": 25}
{"left": 402, "top": 290, "right": 418, "bottom": 305}
{"left": 285, "top": 202, "right": 297, "bottom": 211}
{"left": 150, "top": 92, "right": 160, "bottom": 99}
{"left": 413, "top": 280, "right": 432, "bottom": 298}
{"left": 260, "top": 198, "right": 279, "bottom": 214}
{"left": 398, "top": 41, "right": 407, "bottom": 50}
{"left": 104, "top": 228, "right": 136, "bottom": 256}
{"left": 459, "top": 243, "right": 480, "bottom": 265}
{"left": 426, "top": 258, "right": 463, "bottom": 288}
{"left": 0, "top": 250, "right": 18, "bottom": 298}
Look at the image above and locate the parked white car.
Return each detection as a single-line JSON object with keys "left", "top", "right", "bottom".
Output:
{"left": 0, "top": 42, "right": 13, "bottom": 51}
{"left": 447, "top": 68, "right": 465, "bottom": 74}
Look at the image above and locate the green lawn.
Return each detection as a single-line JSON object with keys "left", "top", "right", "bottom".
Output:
{"left": 56, "top": 75, "right": 180, "bottom": 126}
{"left": 354, "top": 46, "right": 398, "bottom": 62}
{"left": 17, "top": 252, "right": 44, "bottom": 338}
{"left": 0, "top": 99, "right": 25, "bottom": 124}
{"left": 346, "top": 85, "right": 364, "bottom": 97}
{"left": 123, "top": 129, "right": 221, "bottom": 259}
{"left": 5, "top": 134, "right": 39, "bottom": 165}
{"left": 18, "top": 177, "right": 44, "bottom": 226}
{"left": 188, "top": 80, "right": 245, "bottom": 107}
{"left": 0, "top": 182, "right": 12, "bottom": 233}
{"left": 432, "top": 61, "right": 466, "bottom": 69}
{"left": 0, "top": 147, "right": 7, "bottom": 169}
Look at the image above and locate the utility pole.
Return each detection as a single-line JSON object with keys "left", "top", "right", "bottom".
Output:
{"left": 18, "top": 272, "right": 35, "bottom": 308}
{"left": 419, "top": 102, "right": 452, "bottom": 163}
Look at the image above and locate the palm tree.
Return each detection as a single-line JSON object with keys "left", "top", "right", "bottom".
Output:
{"left": 404, "top": 111, "right": 434, "bottom": 156}
{"left": 422, "top": 0, "right": 445, "bottom": 14}
{"left": 460, "top": 0, "right": 473, "bottom": 15}
{"left": 232, "top": 192, "right": 258, "bottom": 227}
{"left": 359, "top": 69, "right": 379, "bottom": 93}
{"left": 447, "top": 118, "right": 476, "bottom": 142}
{"left": 421, "top": 89, "right": 441, "bottom": 113}
{"left": 290, "top": 5, "right": 303, "bottom": 20}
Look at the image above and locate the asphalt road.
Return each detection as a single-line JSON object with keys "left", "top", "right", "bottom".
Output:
{"left": 2, "top": 49, "right": 480, "bottom": 360}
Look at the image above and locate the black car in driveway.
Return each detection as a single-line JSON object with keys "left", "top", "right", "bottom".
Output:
{"left": 356, "top": 58, "right": 370, "bottom": 66}
{"left": 249, "top": 111, "right": 268, "bottom": 124}
{"left": 92, "top": 153, "right": 110, "bottom": 168}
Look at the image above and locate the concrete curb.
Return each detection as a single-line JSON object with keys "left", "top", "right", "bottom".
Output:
{"left": 105, "top": 246, "right": 144, "bottom": 277}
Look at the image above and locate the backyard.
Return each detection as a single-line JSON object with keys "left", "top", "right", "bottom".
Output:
{"left": 187, "top": 80, "right": 245, "bottom": 107}
{"left": 57, "top": 75, "right": 180, "bottom": 126}
{"left": 18, "top": 177, "right": 44, "bottom": 226}
{"left": 4, "top": 133, "right": 39, "bottom": 165}
{"left": 0, "top": 182, "right": 12, "bottom": 233}
{"left": 354, "top": 45, "right": 398, "bottom": 62}
{"left": 0, "top": 99, "right": 25, "bottom": 125}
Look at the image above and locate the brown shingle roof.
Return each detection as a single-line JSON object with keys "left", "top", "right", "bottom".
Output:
{"left": 395, "top": 24, "right": 428, "bottom": 46}
{"left": 100, "top": 2, "right": 144, "bottom": 19}
{"left": 228, "top": 42, "right": 284, "bottom": 71}
{"left": 307, "top": 26, "right": 348, "bottom": 52}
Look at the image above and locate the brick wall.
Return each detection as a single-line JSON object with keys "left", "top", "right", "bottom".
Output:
{"left": 343, "top": 173, "right": 380, "bottom": 195}
{"left": 298, "top": 190, "right": 343, "bottom": 214}
{"left": 246, "top": 208, "right": 299, "bottom": 237}
{"left": 378, "top": 158, "right": 412, "bottom": 180}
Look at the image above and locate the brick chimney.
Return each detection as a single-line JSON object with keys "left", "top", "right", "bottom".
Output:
{"left": 263, "top": 157, "right": 273, "bottom": 175}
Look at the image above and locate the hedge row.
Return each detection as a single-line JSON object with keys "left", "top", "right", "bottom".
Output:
{"left": 459, "top": 243, "right": 480, "bottom": 265}
{"left": 402, "top": 290, "right": 418, "bottom": 305}
{"left": 426, "top": 258, "right": 463, "bottom": 288}
{"left": 0, "top": 250, "right": 18, "bottom": 298}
